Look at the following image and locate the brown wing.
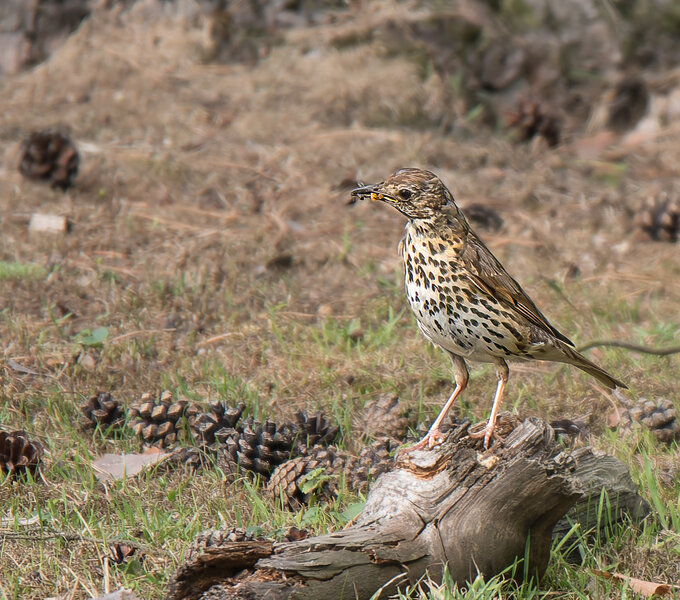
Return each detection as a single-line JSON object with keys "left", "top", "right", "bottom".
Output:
{"left": 461, "top": 229, "right": 574, "bottom": 347}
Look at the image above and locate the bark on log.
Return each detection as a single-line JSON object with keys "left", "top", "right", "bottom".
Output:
{"left": 167, "top": 415, "right": 647, "bottom": 600}
{"left": 552, "top": 447, "right": 649, "bottom": 540}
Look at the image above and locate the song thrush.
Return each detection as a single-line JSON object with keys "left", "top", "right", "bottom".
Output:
{"left": 351, "top": 168, "right": 626, "bottom": 450}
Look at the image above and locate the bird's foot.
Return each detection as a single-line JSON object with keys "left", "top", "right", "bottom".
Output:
{"left": 399, "top": 428, "right": 444, "bottom": 455}
{"left": 468, "top": 423, "right": 496, "bottom": 449}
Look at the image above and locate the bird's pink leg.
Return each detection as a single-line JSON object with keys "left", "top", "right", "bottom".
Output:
{"left": 404, "top": 354, "right": 468, "bottom": 453}
{"left": 469, "top": 360, "right": 509, "bottom": 448}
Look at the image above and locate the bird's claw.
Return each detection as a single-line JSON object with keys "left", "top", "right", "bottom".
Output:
{"left": 468, "top": 424, "right": 495, "bottom": 448}
{"left": 399, "top": 429, "right": 444, "bottom": 455}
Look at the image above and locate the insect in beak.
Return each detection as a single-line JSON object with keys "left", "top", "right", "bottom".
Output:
{"left": 350, "top": 183, "right": 384, "bottom": 204}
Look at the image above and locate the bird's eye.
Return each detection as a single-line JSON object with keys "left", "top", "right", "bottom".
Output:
{"left": 398, "top": 189, "right": 412, "bottom": 200}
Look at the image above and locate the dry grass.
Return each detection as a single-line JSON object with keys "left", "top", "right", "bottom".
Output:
{"left": 1, "top": 3, "right": 680, "bottom": 599}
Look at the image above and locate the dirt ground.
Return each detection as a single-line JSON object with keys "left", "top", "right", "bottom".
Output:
{"left": 1, "top": 1, "right": 680, "bottom": 598}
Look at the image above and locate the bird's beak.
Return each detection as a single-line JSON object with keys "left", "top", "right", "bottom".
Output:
{"left": 350, "top": 183, "right": 387, "bottom": 203}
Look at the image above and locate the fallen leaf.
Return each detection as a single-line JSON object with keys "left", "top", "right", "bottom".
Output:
{"left": 109, "top": 541, "right": 140, "bottom": 565}
{"left": 92, "top": 448, "right": 168, "bottom": 482}
{"left": 594, "top": 570, "right": 680, "bottom": 597}
{"left": 7, "top": 359, "right": 39, "bottom": 375}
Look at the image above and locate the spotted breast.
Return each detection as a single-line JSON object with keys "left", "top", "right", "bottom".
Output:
{"left": 401, "top": 222, "right": 531, "bottom": 363}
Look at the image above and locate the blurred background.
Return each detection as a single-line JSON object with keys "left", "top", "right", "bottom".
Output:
{"left": 1, "top": 0, "right": 680, "bottom": 597}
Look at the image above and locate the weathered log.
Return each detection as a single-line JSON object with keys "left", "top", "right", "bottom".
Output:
{"left": 167, "top": 415, "right": 647, "bottom": 600}
{"left": 553, "top": 447, "right": 649, "bottom": 540}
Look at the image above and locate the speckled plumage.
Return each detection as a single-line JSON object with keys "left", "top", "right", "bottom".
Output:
{"left": 352, "top": 168, "right": 626, "bottom": 449}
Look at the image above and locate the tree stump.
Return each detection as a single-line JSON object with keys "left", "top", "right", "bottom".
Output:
{"left": 167, "top": 414, "right": 647, "bottom": 600}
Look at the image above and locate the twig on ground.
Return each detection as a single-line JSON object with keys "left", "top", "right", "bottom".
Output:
{"left": 0, "top": 529, "right": 144, "bottom": 549}
{"left": 196, "top": 332, "right": 241, "bottom": 347}
{"left": 578, "top": 340, "right": 680, "bottom": 356}
{"left": 110, "top": 329, "right": 176, "bottom": 343}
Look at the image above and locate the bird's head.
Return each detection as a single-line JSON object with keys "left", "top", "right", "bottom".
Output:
{"left": 351, "top": 168, "right": 459, "bottom": 222}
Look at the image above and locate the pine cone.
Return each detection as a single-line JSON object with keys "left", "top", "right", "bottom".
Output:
{"left": 216, "top": 417, "right": 298, "bottom": 478}
{"left": 268, "top": 457, "right": 307, "bottom": 509}
{"left": 412, "top": 412, "right": 465, "bottom": 441}
{"left": 189, "top": 402, "right": 246, "bottom": 446}
{"left": 657, "top": 455, "right": 680, "bottom": 488}
{"left": 19, "top": 129, "right": 79, "bottom": 190}
{"left": 634, "top": 192, "right": 680, "bottom": 242}
{"left": 160, "top": 447, "right": 214, "bottom": 473}
{"left": 0, "top": 430, "right": 44, "bottom": 478}
{"left": 359, "top": 395, "right": 413, "bottom": 441}
{"left": 128, "top": 391, "right": 195, "bottom": 448}
{"left": 268, "top": 446, "right": 354, "bottom": 510}
{"left": 187, "top": 527, "right": 265, "bottom": 561}
{"left": 351, "top": 437, "right": 397, "bottom": 491}
{"left": 506, "top": 99, "right": 561, "bottom": 147}
{"left": 79, "top": 391, "right": 125, "bottom": 431}
{"left": 293, "top": 410, "right": 340, "bottom": 449}
{"left": 621, "top": 398, "right": 679, "bottom": 444}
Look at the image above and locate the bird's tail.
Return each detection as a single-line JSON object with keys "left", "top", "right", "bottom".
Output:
{"left": 560, "top": 347, "right": 627, "bottom": 389}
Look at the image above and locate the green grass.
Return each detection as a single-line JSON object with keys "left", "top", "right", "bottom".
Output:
{"left": 1, "top": 238, "right": 678, "bottom": 598}
{"left": 0, "top": 261, "right": 46, "bottom": 281}
{"left": 2, "top": 288, "right": 679, "bottom": 598}
{"left": 0, "top": 449, "right": 366, "bottom": 598}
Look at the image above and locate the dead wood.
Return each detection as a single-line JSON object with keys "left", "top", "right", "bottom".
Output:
{"left": 553, "top": 448, "right": 650, "bottom": 540}
{"left": 167, "top": 415, "right": 647, "bottom": 600}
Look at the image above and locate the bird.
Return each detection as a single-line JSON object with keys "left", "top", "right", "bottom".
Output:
{"left": 351, "top": 168, "right": 626, "bottom": 450}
